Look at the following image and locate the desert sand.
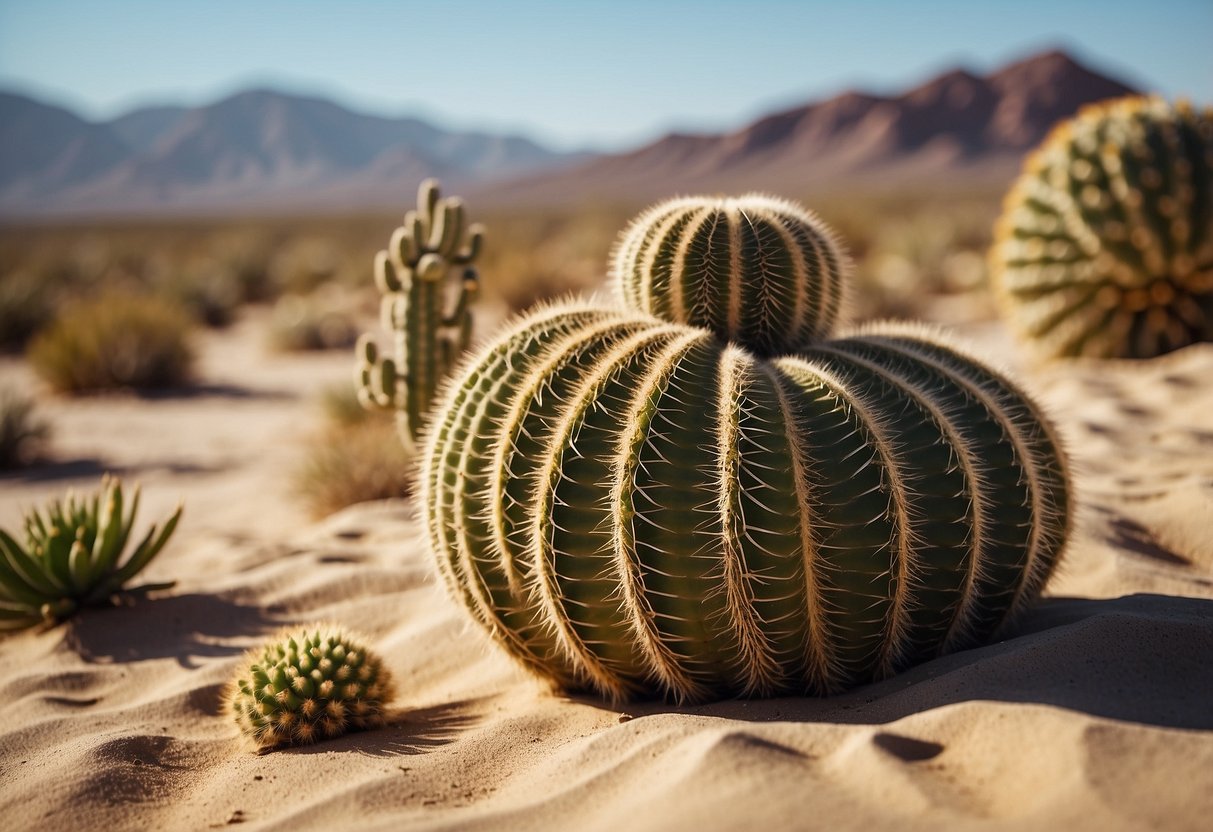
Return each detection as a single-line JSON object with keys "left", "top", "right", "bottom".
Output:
{"left": 1, "top": 305, "right": 1211, "bottom": 831}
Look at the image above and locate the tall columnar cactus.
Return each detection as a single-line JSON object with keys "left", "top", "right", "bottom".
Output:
{"left": 420, "top": 194, "right": 1071, "bottom": 703}
{"left": 611, "top": 194, "right": 851, "bottom": 356}
{"left": 357, "top": 179, "right": 484, "bottom": 452}
{"left": 992, "top": 96, "right": 1213, "bottom": 359}
{"left": 228, "top": 626, "right": 393, "bottom": 749}
{"left": 0, "top": 475, "right": 181, "bottom": 630}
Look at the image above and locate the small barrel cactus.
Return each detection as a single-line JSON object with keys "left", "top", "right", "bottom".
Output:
{"left": 611, "top": 194, "right": 850, "bottom": 356}
{"left": 992, "top": 95, "right": 1213, "bottom": 359}
{"left": 356, "top": 179, "right": 484, "bottom": 452}
{"left": 0, "top": 475, "right": 181, "bottom": 631}
{"left": 228, "top": 626, "right": 394, "bottom": 749}
{"left": 417, "top": 194, "right": 1071, "bottom": 703}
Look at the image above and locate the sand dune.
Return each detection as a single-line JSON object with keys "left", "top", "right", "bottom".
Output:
{"left": 1, "top": 313, "right": 1211, "bottom": 831}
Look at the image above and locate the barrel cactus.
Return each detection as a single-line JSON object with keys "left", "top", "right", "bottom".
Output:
{"left": 229, "top": 626, "right": 394, "bottom": 749}
{"left": 992, "top": 95, "right": 1213, "bottom": 359}
{"left": 356, "top": 179, "right": 484, "bottom": 452}
{"left": 0, "top": 475, "right": 181, "bottom": 631}
{"left": 611, "top": 194, "right": 850, "bottom": 356}
{"left": 419, "top": 194, "right": 1071, "bottom": 703}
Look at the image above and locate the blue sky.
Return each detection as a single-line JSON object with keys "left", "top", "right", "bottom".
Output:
{"left": 1, "top": 0, "right": 1210, "bottom": 151}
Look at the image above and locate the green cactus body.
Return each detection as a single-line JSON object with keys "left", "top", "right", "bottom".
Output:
{"left": 357, "top": 179, "right": 484, "bottom": 452}
{"left": 229, "top": 626, "right": 394, "bottom": 749}
{"left": 0, "top": 475, "right": 181, "bottom": 631}
{"left": 610, "top": 194, "right": 850, "bottom": 356}
{"left": 418, "top": 192, "right": 1071, "bottom": 703}
{"left": 993, "top": 96, "right": 1213, "bottom": 359}
{"left": 422, "top": 301, "right": 1070, "bottom": 702}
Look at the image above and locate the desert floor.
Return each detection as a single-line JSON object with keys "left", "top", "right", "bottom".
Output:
{"left": 1, "top": 306, "right": 1211, "bottom": 831}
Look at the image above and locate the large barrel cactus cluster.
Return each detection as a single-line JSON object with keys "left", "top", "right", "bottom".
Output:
{"left": 992, "top": 96, "right": 1213, "bottom": 359}
{"left": 406, "top": 193, "right": 1071, "bottom": 703}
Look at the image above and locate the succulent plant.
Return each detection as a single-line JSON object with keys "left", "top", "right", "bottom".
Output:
{"left": 611, "top": 193, "right": 851, "bottom": 356}
{"left": 356, "top": 179, "right": 484, "bottom": 452}
{"left": 992, "top": 95, "right": 1213, "bottom": 359}
{"left": 228, "top": 626, "right": 394, "bottom": 749}
{"left": 0, "top": 475, "right": 181, "bottom": 631}
{"left": 416, "top": 194, "right": 1071, "bottom": 703}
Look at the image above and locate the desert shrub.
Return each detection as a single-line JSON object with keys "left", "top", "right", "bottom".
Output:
{"left": 0, "top": 386, "right": 50, "bottom": 469}
{"left": 28, "top": 294, "right": 195, "bottom": 393}
{"left": 0, "top": 270, "right": 58, "bottom": 352}
{"left": 294, "top": 384, "right": 412, "bottom": 517}
{"left": 295, "top": 416, "right": 413, "bottom": 517}
{"left": 477, "top": 210, "right": 619, "bottom": 312}
{"left": 267, "top": 293, "right": 359, "bottom": 352}
{"left": 269, "top": 237, "right": 344, "bottom": 296}
{"left": 319, "top": 382, "right": 371, "bottom": 427}
{"left": 148, "top": 256, "right": 243, "bottom": 328}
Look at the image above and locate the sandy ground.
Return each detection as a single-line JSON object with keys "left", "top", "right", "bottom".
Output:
{"left": 1, "top": 305, "right": 1211, "bottom": 831}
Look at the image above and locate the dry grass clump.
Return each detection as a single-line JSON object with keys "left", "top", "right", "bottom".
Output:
{"left": 28, "top": 294, "right": 195, "bottom": 394}
{"left": 0, "top": 386, "right": 50, "bottom": 469}
{"left": 295, "top": 384, "right": 413, "bottom": 517}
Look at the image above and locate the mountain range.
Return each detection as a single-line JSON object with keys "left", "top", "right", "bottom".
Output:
{"left": 0, "top": 49, "right": 1137, "bottom": 217}
{"left": 484, "top": 50, "right": 1137, "bottom": 205}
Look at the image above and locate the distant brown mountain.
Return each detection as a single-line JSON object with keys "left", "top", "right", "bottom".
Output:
{"left": 0, "top": 49, "right": 1138, "bottom": 217}
{"left": 0, "top": 89, "right": 585, "bottom": 217}
{"left": 479, "top": 50, "right": 1138, "bottom": 206}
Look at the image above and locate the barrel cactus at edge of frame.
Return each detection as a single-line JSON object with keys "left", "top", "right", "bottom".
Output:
{"left": 610, "top": 193, "right": 852, "bottom": 356}
{"left": 419, "top": 300, "right": 1071, "bottom": 703}
{"left": 992, "top": 95, "right": 1213, "bottom": 359}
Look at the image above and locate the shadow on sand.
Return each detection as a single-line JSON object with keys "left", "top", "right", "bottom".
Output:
{"left": 65, "top": 591, "right": 276, "bottom": 669}
{"left": 278, "top": 700, "right": 485, "bottom": 758}
{"left": 578, "top": 593, "right": 1213, "bottom": 732}
{"left": 3, "top": 457, "right": 229, "bottom": 484}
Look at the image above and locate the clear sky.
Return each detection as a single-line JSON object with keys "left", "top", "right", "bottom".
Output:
{"left": 1, "top": 0, "right": 1210, "bottom": 151}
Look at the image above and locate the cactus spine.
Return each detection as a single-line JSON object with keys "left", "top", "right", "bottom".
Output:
{"left": 420, "top": 193, "right": 1072, "bottom": 703}
{"left": 228, "top": 626, "right": 393, "bottom": 749}
{"left": 0, "top": 475, "right": 181, "bottom": 630}
{"left": 611, "top": 194, "right": 851, "bottom": 356}
{"left": 357, "top": 179, "right": 484, "bottom": 451}
{"left": 992, "top": 96, "right": 1213, "bottom": 359}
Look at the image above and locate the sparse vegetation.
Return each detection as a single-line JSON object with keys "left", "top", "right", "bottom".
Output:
{"left": 28, "top": 294, "right": 196, "bottom": 393}
{"left": 295, "top": 384, "right": 414, "bottom": 517}
{"left": 0, "top": 476, "right": 181, "bottom": 630}
{"left": 0, "top": 386, "right": 50, "bottom": 469}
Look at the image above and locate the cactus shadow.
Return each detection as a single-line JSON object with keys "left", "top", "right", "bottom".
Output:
{"left": 278, "top": 700, "right": 483, "bottom": 758}
{"left": 608, "top": 593, "right": 1213, "bottom": 732}
{"left": 64, "top": 592, "right": 276, "bottom": 669}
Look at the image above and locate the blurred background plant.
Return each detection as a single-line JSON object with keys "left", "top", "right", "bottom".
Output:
{"left": 0, "top": 386, "right": 50, "bottom": 469}
{"left": 293, "top": 383, "right": 414, "bottom": 517}
{"left": 28, "top": 293, "right": 196, "bottom": 394}
{"left": 1, "top": 192, "right": 1003, "bottom": 352}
